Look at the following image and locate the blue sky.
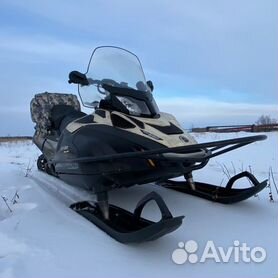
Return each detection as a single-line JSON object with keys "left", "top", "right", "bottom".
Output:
{"left": 0, "top": 0, "right": 277, "bottom": 135}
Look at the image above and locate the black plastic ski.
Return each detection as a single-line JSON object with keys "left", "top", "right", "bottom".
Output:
{"left": 157, "top": 172, "right": 267, "bottom": 204}
{"left": 70, "top": 192, "right": 184, "bottom": 243}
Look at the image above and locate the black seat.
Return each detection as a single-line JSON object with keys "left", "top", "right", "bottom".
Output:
{"left": 51, "top": 105, "right": 86, "bottom": 132}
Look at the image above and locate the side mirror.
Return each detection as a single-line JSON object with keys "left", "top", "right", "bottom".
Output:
{"left": 147, "top": 80, "right": 154, "bottom": 92}
{"left": 68, "top": 71, "right": 89, "bottom": 85}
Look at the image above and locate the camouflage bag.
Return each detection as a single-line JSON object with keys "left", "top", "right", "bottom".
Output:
{"left": 30, "top": 92, "right": 81, "bottom": 134}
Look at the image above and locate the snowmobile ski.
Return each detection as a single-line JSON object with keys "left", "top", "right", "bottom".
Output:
{"left": 31, "top": 173, "right": 183, "bottom": 243}
{"left": 157, "top": 171, "right": 267, "bottom": 204}
{"left": 70, "top": 191, "right": 184, "bottom": 243}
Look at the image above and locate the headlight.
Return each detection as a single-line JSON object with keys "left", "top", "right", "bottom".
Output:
{"left": 116, "top": 96, "right": 141, "bottom": 115}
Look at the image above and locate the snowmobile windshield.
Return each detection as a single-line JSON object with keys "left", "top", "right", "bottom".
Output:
{"left": 78, "top": 46, "right": 159, "bottom": 117}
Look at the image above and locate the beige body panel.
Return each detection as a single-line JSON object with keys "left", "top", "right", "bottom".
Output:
{"left": 66, "top": 110, "right": 197, "bottom": 148}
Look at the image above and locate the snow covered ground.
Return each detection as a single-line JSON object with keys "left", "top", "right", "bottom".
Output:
{"left": 0, "top": 132, "right": 277, "bottom": 278}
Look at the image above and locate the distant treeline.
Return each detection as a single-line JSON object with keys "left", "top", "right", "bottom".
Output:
{"left": 192, "top": 124, "right": 278, "bottom": 133}
{"left": 0, "top": 136, "right": 32, "bottom": 142}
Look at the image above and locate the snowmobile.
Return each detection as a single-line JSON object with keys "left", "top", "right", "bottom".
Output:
{"left": 30, "top": 46, "right": 267, "bottom": 243}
